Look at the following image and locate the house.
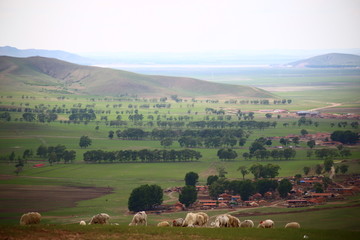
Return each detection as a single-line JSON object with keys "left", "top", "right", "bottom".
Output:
{"left": 287, "top": 199, "right": 310, "bottom": 208}
{"left": 218, "top": 193, "right": 232, "bottom": 201}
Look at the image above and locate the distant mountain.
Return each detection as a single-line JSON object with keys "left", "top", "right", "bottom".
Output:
{"left": 0, "top": 56, "right": 275, "bottom": 98}
{"left": 288, "top": 53, "right": 360, "bottom": 68}
{"left": 0, "top": 46, "right": 92, "bottom": 65}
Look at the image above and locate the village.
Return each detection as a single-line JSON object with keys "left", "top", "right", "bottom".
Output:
{"left": 157, "top": 174, "right": 360, "bottom": 213}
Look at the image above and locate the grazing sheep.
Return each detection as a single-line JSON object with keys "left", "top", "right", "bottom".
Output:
{"left": 89, "top": 213, "right": 110, "bottom": 225}
{"left": 257, "top": 219, "right": 274, "bottom": 228}
{"left": 196, "top": 212, "right": 209, "bottom": 226}
{"left": 172, "top": 218, "right": 184, "bottom": 227}
{"left": 214, "top": 214, "right": 230, "bottom": 228}
{"left": 157, "top": 221, "right": 170, "bottom": 227}
{"left": 182, "top": 212, "right": 207, "bottom": 227}
{"left": 285, "top": 222, "right": 301, "bottom": 229}
{"left": 79, "top": 220, "right": 86, "bottom": 225}
{"left": 129, "top": 211, "right": 147, "bottom": 226}
{"left": 20, "top": 212, "right": 41, "bottom": 225}
{"left": 240, "top": 219, "right": 254, "bottom": 228}
{"left": 226, "top": 214, "right": 241, "bottom": 228}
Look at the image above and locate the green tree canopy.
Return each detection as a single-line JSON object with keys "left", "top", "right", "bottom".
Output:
{"left": 184, "top": 171, "right": 199, "bottom": 186}
{"left": 79, "top": 136, "right": 92, "bottom": 148}
{"left": 179, "top": 185, "right": 197, "bottom": 207}
{"left": 278, "top": 178, "right": 292, "bottom": 198}
{"left": 331, "top": 130, "right": 359, "bottom": 144}
{"left": 206, "top": 175, "right": 219, "bottom": 185}
{"left": 128, "top": 184, "right": 163, "bottom": 212}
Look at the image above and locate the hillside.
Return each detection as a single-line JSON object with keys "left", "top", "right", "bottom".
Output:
{"left": 0, "top": 46, "right": 92, "bottom": 65}
{"left": 0, "top": 56, "right": 275, "bottom": 98}
{"left": 288, "top": 53, "right": 360, "bottom": 68}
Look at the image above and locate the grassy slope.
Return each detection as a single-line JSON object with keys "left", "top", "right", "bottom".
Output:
{"left": 289, "top": 53, "right": 360, "bottom": 67}
{"left": 0, "top": 56, "right": 275, "bottom": 98}
{"left": 1, "top": 225, "right": 359, "bottom": 240}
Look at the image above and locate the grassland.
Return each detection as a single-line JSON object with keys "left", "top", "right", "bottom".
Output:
{"left": 0, "top": 65, "right": 359, "bottom": 240}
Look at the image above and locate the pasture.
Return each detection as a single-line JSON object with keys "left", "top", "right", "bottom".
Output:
{"left": 0, "top": 66, "right": 359, "bottom": 240}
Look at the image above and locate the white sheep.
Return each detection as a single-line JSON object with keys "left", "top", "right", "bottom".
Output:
{"left": 240, "top": 219, "right": 254, "bottom": 228}
{"left": 226, "top": 214, "right": 241, "bottom": 227}
{"left": 285, "top": 222, "right": 301, "bottom": 228}
{"left": 79, "top": 220, "right": 86, "bottom": 225}
{"left": 89, "top": 213, "right": 110, "bottom": 225}
{"left": 196, "top": 212, "right": 209, "bottom": 226}
{"left": 182, "top": 212, "right": 207, "bottom": 227}
{"left": 20, "top": 212, "right": 41, "bottom": 225}
{"left": 257, "top": 219, "right": 274, "bottom": 228}
{"left": 214, "top": 214, "right": 230, "bottom": 228}
{"left": 157, "top": 221, "right": 170, "bottom": 227}
{"left": 172, "top": 218, "right": 184, "bottom": 227}
{"left": 129, "top": 211, "right": 147, "bottom": 226}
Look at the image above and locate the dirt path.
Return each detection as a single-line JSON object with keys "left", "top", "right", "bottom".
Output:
{"left": 164, "top": 191, "right": 178, "bottom": 203}
{"left": 308, "top": 102, "right": 342, "bottom": 111}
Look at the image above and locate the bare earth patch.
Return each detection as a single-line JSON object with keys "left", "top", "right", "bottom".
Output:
{"left": 0, "top": 185, "right": 113, "bottom": 217}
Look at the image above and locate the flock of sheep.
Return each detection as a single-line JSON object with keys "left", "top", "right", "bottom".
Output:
{"left": 20, "top": 211, "right": 301, "bottom": 229}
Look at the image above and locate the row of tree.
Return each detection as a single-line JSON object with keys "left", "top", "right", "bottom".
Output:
{"left": 83, "top": 149, "right": 202, "bottom": 163}
{"left": 36, "top": 144, "right": 76, "bottom": 164}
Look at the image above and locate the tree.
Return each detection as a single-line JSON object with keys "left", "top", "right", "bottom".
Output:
{"left": 278, "top": 179, "right": 292, "bottom": 198}
{"left": 185, "top": 172, "right": 199, "bottom": 186}
{"left": 283, "top": 148, "right": 296, "bottom": 160}
{"left": 279, "top": 138, "right": 290, "bottom": 146}
{"left": 265, "top": 113, "right": 272, "bottom": 119}
{"left": 249, "top": 142, "right": 265, "bottom": 154}
{"left": 128, "top": 184, "right": 163, "bottom": 212}
{"left": 256, "top": 179, "right": 278, "bottom": 196}
{"left": 303, "top": 166, "right": 311, "bottom": 176}
{"left": 63, "top": 150, "right": 76, "bottom": 163}
{"left": 22, "top": 113, "right": 36, "bottom": 122}
{"left": 217, "top": 148, "right": 238, "bottom": 161}
{"left": 323, "top": 159, "right": 334, "bottom": 173}
{"left": 209, "top": 179, "right": 227, "bottom": 199}
{"left": 14, "top": 160, "right": 24, "bottom": 176}
{"left": 37, "top": 145, "right": 48, "bottom": 158}
{"left": 300, "top": 129, "right": 308, "bottom": 136}
{"left": 307, "top": 140, "right": 316, "bottom": 149}
{"left": 179, "top": 185, "right": 197, "bottom": 207}
{"left": 160, "top": 138, "right": 173, "bottom": 148}
{"left": 314, "top": 182, "right": 323, "bottom": 193}
{"left": 48, "top": 152, "right": 57, "bottom": 165}
{"left": 237, "top": 166, "right": 249, "bottom": 180}
{"left": 339, "top": 149, "right": 352, "bottom": 158}
{"left": 306, "top": 150, "right": 313, "bottom": 159}
{"left": 79, "top": 136, "right": 92, "bottom": 148}
{"left": 331, "top": 130, "right": 359, "bottom": 144}
{"left": 108, "top": 131, "right": 114, "bottom": 139}
{"left": 239, "top": 180, "right": 255, "bottom": 201}
{"left": 216, "top": 165, "right": 227, "bottom": 178}
{"left": 206, "top": 175, "right": 219, "bottom": 185}
{"left": 9, "top": 151, "right": 15, "bottom": 162}
{"left": 315, "top": 164, "right": 323, "bottom": 175}
{"left": 54, "top": 144, "right": 66, "bottom": 163}
{"left": 339, "top": 164, "right": 349, "bottom": 174}
{"left": 249, "top": 163, "right": 263, "bottom": 179}
{"left": 23, "top": 149, "right": 33, "bottom": 159}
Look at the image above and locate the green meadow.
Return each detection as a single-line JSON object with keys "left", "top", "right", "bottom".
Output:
{"left": 0, "top": 66, "right": 359, "bottom": 240}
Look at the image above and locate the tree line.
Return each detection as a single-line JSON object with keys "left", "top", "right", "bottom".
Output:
{"left": 83, "top": 149, "right": 202, "bottom": 163}
{"left": 36, "top": 144, "right": 76, "bottom": 164}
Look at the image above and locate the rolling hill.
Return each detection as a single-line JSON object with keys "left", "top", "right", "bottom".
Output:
{"left": 0, "top": 56, "right": 275, "bottom": 98}
{"left": 288, "top": 53, "right": 360, "bottom": 68}
{"left": 0, "top": 46, "right": 92, "bottom": 65}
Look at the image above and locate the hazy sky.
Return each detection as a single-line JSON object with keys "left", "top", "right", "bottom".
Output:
{"left": 0, "top": 0, "right": 359, "bottom": 53}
